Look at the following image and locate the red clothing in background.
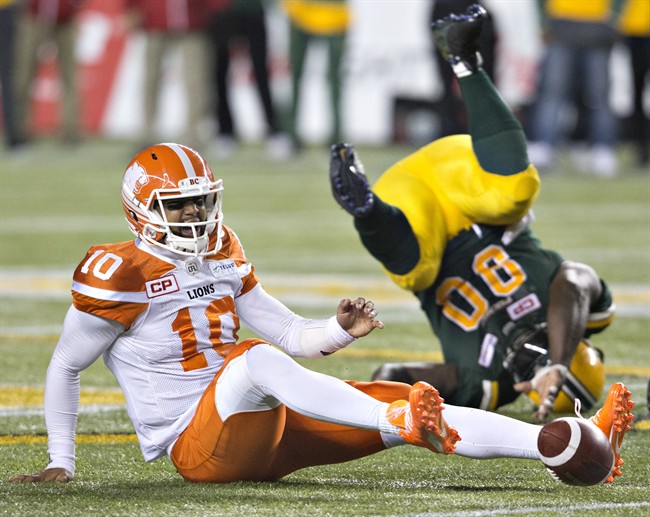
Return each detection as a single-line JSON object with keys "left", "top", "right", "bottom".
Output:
{"left": 24, "top": 0, "right": 82, "bottom": 24}
{"left": 127, "top": 0, "right": 209, "bottom": 32}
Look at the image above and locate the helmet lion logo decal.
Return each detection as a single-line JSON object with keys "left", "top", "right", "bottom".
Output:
{"left": 125, "top": 162, "right": 173, "bottom": 194}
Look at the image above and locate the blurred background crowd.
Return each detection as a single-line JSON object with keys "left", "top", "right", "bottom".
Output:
{"left": 0, "top": 0, "right": 648, "bottom": 176}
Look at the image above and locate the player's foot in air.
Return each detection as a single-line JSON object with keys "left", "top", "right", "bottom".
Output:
{"left": 589, "top": 382, "right": 635, "bottom": 482}
{"left": 431, "top": 3, "right": 487, "bottom": 76}
{"left": 330, "top": 143, "right": 374, "bottom": 218}
{"left": 387, "top": 381, "right": 460, "bottom": 454}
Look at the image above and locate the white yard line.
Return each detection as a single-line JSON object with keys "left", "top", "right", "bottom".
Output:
{"left": 405, "top": 501, "right": 650, "bottom": 516}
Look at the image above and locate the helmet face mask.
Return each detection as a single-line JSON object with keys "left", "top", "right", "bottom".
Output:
{"left": 528, "top": 339, "right": 605, "bottom": 412}
{"left": 504, "top": 326, "right": 550, "bottom": 384}
{"left": 149, "top": 182, "right": 221, "bottom": 255}
{"left": 122, "top": 143, "right": 224, "bottom": 257}
{"left": 503, "top": 327, "right": 605, "bottom": 412}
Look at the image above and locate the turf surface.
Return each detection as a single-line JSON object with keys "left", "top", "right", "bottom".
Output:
{"left": 1, "top": 139, "right": 649, "bottom": 516}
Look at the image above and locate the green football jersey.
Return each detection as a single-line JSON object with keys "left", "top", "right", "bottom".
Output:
{"left": 416, "top": 223, "right": 610, "bottom": 409}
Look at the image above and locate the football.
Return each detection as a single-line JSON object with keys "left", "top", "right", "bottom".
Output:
{"left": 537, "top": 417, "right": 614, "bottom": 486}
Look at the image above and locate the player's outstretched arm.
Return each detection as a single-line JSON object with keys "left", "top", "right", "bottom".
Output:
{"left": 9, "top": 468, "right": 73, "bottom": 484}
{"left": 336, "top": 297, "right": 384, "bottom": 338}
{"left": 515, "top": 261, "right": 603, "bottom": 420}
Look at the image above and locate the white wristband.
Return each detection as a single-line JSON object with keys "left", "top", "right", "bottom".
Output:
{"left": 298, "top": 317, "right": 355, "bottom": 358}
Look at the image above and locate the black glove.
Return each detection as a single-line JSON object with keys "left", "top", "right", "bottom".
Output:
{"left": 330, "top": 143, "right": 374, "bottom": 218}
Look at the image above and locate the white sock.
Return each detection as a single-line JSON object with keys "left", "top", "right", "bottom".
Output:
{"left": 443, "top": 404, "right": 540, "bottom": 460}
{"left": 217, "top": 345, "right": 540, "bottom": 459}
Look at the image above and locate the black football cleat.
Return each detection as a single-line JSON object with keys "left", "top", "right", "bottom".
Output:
{"left": 431, "top": 3, "right": 487, "bottom": 77}
{"left": 330, "top": 143, "right": 374, "bottom": 218}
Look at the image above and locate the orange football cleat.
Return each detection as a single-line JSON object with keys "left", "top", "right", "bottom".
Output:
{"left": 387, "top": 381, "right": 461, "bottom": 454}
{"left": 590, "top": 382, "right": 635, "bottom": 483}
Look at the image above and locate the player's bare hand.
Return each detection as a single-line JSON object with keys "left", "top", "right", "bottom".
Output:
{"left": 514, "top": 364, "right": 567, "bottom": 422}
{"left": 9, "top": 468, "right": 73, "bottom": 484}
{"left": 336, "top": 297, "right": 384, "bottom": 338}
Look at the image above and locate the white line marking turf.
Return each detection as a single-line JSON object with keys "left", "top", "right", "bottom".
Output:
{"left": 407, "top": 501, "right": 650, "bottom": 516}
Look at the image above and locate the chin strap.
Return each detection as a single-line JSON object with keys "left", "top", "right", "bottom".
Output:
{"left": 574, "top": 397, "right": 584, "bottom": 419}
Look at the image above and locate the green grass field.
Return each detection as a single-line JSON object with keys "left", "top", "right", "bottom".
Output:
{"left": 1, "top": 138, "right": 649, "bottom": 516}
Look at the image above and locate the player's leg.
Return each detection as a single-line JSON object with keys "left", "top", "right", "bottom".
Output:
{"left": 330, "top": 5, "right": 530, "bottom": 277}
{"left": 171, "top": 341, "right": 458, "bottom": 482}
{"left": 443, "top": 404, "right": 540, "bottom": 459}
{"left": 268, "top": 379, "right": 464, "bottom": 479}
{"left": 270, "top": 378, "right": 541, "bottom": 479}
{"left": 226, "top": 344, "right": 391, "bottom": 430}
{"left": 432, "top": 4, "right": 528, "bottom": 175}
{"left": 267, "top": 380, "right": 411, "bottom": 479}
{"left": 273, "top": 380, "right": 634, "bottom": 469}
{"left": 170, "top": 339, "right": 286, "bottom": 482}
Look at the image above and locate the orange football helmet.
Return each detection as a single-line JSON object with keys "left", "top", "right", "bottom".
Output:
{"left": 121, "top": 143, "right": 223, "bottom": 257}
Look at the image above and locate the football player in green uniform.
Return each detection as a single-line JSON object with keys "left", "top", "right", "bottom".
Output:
{"left": 330, "top": 4, "right": 613, "bottom": 421}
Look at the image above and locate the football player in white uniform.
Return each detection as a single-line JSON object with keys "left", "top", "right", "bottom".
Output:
{"left": 11, "top": 141, "right": 632, "bottom": 485}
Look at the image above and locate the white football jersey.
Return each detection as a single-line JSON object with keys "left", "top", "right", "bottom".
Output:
{"left": 71, "top": 226, "right": 259, "bottom": 460}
